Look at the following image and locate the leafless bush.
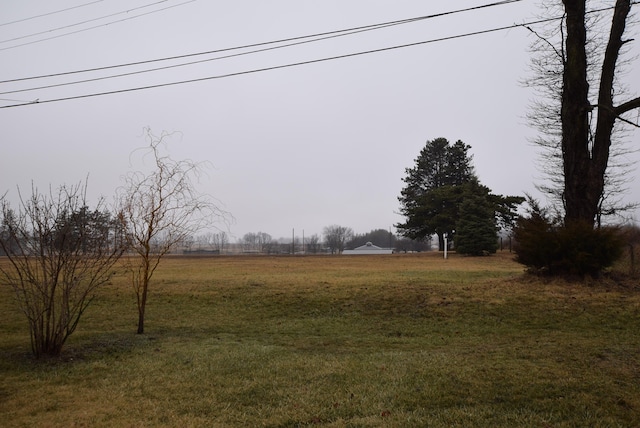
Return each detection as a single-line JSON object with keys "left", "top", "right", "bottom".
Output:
{"left": 0, "top": 182, "right": 124, "bottom": 357}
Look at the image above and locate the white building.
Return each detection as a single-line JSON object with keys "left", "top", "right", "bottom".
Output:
{"left": 342, "top": 242, "right": 393, "bottom": 255}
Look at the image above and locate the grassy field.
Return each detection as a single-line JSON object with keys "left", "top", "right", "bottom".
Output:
{"left": 1, "top": 252, "right": 639, "bottom": 427}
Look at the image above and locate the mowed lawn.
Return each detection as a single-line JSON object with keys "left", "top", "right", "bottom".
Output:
{"left": 1, "top": 252, "right": 639, "bottom": 427}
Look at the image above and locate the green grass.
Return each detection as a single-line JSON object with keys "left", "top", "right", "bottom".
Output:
{"left": 1, "top": 252, "right": 639, "bottom": 427}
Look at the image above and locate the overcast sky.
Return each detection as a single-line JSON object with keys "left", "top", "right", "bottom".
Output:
{"left": 2, "top": 0, "right": 639, "bottom": 241}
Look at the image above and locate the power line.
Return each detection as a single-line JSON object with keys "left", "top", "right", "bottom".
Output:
{"left": 0, "top": 1, "right": 104, "bottom": 27}
{"left": 1, "top": 10, "right": 507, "bottom": 96}
{"left": 0, "top": 97, "right": 32, "bottom": 103}
{"left": 1, "top": 0, "right": 523, "bottom": 87}
{"left": 1, "top": 0, "right": 636, "bottom": 107}
{"left": 0, "top": 16, "right": 430, "bottom": 93}
{"left": 1, "top": 1, "right": 171, "bottom": 44}
{"left": 0, "top": 16, "right": 553, "bottom": 109}
{"left": 11, "top": 0, "right": 630, "bottom": 109}
{"left": 0, "top": 25, "right": 409, "bottom": 96}
{"left": 0, "top": 0, "right": 197, "bottom": 52}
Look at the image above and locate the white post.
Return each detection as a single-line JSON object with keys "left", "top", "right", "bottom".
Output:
{"left": 444, "top": 233, "right": 448, "bottom": 259}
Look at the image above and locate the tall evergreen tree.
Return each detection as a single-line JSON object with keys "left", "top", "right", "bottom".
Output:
{"left": 454, "top": 181, "right": 499, "bottom": 256}
{"left": 447, "top": 140, "right": 476, "bottom": 185}
{"left": 397, "top": 139, "right": 524, "bottom": 252}
{"left": 397, "top": 138, "right": 475, "bottom": 250}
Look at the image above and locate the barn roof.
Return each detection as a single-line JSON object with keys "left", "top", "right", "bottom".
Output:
{"left": 342, "top": 242, "right": 393, "bottom": 255}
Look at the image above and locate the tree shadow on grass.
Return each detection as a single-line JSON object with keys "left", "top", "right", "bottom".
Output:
{"left": 62, "top": 331, "right": 159, "bottom": 362}
{"left": 0, "top": 331, "right": 156, "bottom": 367}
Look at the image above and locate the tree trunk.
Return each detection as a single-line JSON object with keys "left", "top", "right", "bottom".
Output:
{"left": 137, "top": 307, "right": 145, "bottom": 334}
{"left": 136, "top": 260, "right": 151, "bottom": 334}
{"left": 591, "top": 0, "right": 633, "bottom": 219}
{"left": 137, "top": 278, "right": 149, "bottom": 334}
{"left": 561, "top": 0, "right": 596, "bottom": 225}
{"left": 561, "top": 0, "right": 634, "bottom": 226}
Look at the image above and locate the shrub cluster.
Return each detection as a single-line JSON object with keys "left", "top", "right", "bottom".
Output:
{"left": 513, "top": 205, "right": 624, "bottom": 277}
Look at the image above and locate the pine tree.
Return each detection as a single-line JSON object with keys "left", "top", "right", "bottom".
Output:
{"left": 397, "top": 138, "right": 475, "bottom": 250}
{"left": 454, "top": 182, "right": 498, "bottom": 256}
{"left": 397, "top": 139, "right": 524, "bottom": 252}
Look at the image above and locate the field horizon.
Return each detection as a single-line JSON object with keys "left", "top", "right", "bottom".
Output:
{"left": 1, "top": 251, "right": 639, "bottom": 427}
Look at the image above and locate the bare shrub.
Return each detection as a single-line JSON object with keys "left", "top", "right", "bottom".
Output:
{"left": 0, "top": 182, "right": 124, "bottom": 357}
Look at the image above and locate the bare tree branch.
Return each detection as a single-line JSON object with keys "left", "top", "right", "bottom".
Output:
{"left": 614, "top": 96, "right": 640, "bottom": 116}
{"left": 117, "top": 128, "right": 231, "bottom": 334}
{"left": 0, "top": 181, "right": 124, "bottom": 357}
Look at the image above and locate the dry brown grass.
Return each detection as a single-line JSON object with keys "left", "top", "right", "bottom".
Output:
{"left": 1, "top": 252, "right": 639, "bottom": 427}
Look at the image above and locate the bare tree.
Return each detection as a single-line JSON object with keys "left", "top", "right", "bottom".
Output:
{"left": 182, "top": 235, "right": 195, "bottom": 252}
{"left": 211, "top": 231, "right": 228, "bottom": 253}
{"left": 526, "top": 0, "right": 640, "bottom": 225}
{"left": 257, "top": 232, "right": 274, "bottom": 253}
{"left": 323, "top": 225, "right": 354, "bottom": 254}
{"left": 305, "top": 234, "right": 323, "bottom": 254}
{"left": 0, "top": 182, "right": 124, "bottom": 357}
{"left": 196, "top": 231, "right": 228, "bottom": 253}
{"left": 241, "top": 232, "right": 259, "bottom": 252}
{"left": 241, "top": 231, "right": 273, "bottom": 253}
{"left": 117, "top": 129, "right": 228, "bottom": 334}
